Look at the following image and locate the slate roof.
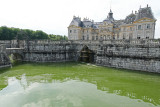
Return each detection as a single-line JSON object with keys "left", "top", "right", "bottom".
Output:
{"left": 113, "top": 20, "right": 125, "bottom": 28}
{"left": 124, "top": 13, "right": 136, "bottom": 24}
{"left": 69, "top": 5, "right": 156, "bottom": 29}
{"left": 69, "top": 16, "right": 82, "bottom": 27}
{"left": 93, "top": 22, "right": 103, "bottom": 29}
{"left": 135, "top": 6, "right": 156, "bottom": 21}
{"left": 82, "top": 18, "right": 94, "bottom": 28}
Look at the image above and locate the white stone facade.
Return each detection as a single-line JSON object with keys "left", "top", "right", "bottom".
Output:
{"left": 68, "top": 5, "right": 156, "bottom": 40}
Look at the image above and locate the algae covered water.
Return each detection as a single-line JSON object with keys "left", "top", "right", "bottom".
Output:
{"left": 0, "top": 62, "right": 160, "bottom": 107}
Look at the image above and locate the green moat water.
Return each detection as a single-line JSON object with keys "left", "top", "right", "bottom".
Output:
{"left": 0, "top": 62, "right": 160, "bottom": 107}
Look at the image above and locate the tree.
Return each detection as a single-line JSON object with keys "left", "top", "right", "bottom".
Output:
{"left": 0, "top": 26, "right": 68, "bottom": 40}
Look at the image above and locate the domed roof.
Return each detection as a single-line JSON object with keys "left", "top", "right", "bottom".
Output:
{"left": 103, "top": 9, "right": 114, "bottom": 23}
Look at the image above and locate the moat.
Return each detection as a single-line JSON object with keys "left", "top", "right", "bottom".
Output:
{"left": 0, "top": 62, "right": 160, "bottom": 107}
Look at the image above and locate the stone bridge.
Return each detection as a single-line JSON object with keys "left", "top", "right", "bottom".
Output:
{"left": 6, "top": 48, "right": 24, "bottom": 61}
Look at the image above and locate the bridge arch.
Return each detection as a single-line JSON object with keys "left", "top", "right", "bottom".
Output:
{"left": 10, "top": 53, "right": 23, "bottom": 62}
{"left": 6, "top": 48, "right": 24, "bottom": 62}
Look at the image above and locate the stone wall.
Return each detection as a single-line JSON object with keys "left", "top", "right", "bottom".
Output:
{"left": 0, "top": 45, "right": 11, "bottom": 68}
{"left": 23, "top": 40, "right": 77, "bottom": 62}
{"left": 0, "top": 39, "right": 160, "bottom": 73}
{"left": 96, "top": 39, "right": 160, "bottom": 73}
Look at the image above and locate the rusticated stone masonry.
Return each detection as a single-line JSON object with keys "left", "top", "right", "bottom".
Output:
{"left": 0, "top": 45, "right": 11, "bottom": 68}
{"left": 0, "top": 39, "right": 160, "bottom": 73}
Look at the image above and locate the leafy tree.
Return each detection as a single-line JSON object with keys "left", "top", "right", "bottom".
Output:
{"left": 0, "top": 26, "right": 68, "bottom": 40}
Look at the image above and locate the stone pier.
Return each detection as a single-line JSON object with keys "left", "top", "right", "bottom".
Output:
{"left": 0, "top": 45, "right": 11, "bottom": 69}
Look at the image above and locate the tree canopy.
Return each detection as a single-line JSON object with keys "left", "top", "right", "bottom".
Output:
{"left": 0, "top": 26, "right": 68, "bottom": 40}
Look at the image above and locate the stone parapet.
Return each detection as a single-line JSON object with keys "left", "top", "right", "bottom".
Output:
{"left": 0, "top": 39, "right": 160, "bottom": 73}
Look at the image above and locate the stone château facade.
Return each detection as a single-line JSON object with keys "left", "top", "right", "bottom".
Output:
{"left": 68, "top": 5, "right": 156, "bottom": 40}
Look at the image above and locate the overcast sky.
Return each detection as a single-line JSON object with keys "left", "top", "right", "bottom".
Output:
{"left": 0, "top": 0, "right": 159, "bottom": 38}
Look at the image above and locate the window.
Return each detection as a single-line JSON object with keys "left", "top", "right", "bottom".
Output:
{"left": 137, "top": 34, "right": 141, "bottom": 39}
{"left": 130, "top": 27, "right": 133, "bottom": 31}
{"left": 100, "top": 35, "right": 103, "bottom": 40}
{"left": 146, "top": 37, "right": 149, "bottom": 39}
{"left": 82, "top": 35, "right": 85, "bottom": 40}
{"left": 96, "top": 36, "right": 98, "bottom": 40}
{"left": 117, "top": 35, "right": 119, "bottom": 39}
{"left": 113, "top": 35, "right": 115, "bottom": 39}
{"left": 147, "top": 24, "right": 150, "bottom": 29}
{"left": 74, "top": 30, "right": 76, "bottom": 33}
{"left": 123, "top": 27, "right": 126, "bottom": 31}
{"left": 107, "top": 35, "right": 110, "bottom": 39}
{"left": 138, "top": 25, "right": 142, "bottom": 30}
{"left": 129, "top": 33, "right": 133, "bottom": 40}
{"left": 92, "top": 36, "right": 95, "bottom": 40}
{"left": 146, "top": 31, "right": 150, "bottom": 38}
{"left": 123, "top": 34, "right": 126, "bottom": 39}
{"left": 87, "top": 35, "right": 89, "bottom": 40}
{"left": 70, "top": 30, "right": 72, "bottom": 33}
{"left": 137, "top": 37, "right": 141, "bottom": 39}
{"left": 103, "top": 35, "right": 106, "bottom": 40}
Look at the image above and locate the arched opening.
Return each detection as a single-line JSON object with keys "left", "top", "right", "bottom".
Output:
{"left": 9, "top": 53, "right": 23, "bottom": 63}
{"left": 79, "top": 45, "right": 94, "bottom": 63}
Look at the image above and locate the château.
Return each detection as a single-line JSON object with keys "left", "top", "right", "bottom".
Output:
{"left": 68, "top": 5, "right": 156, "bottom": 40}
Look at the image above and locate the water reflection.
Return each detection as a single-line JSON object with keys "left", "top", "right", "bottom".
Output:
{"left": 0, "top": 63, "right": 160, "bottom": 107}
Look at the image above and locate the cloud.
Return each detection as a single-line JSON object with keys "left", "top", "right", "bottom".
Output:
{"left": 0, "top": 0, "right": 159, "bottom": 38}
